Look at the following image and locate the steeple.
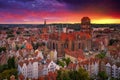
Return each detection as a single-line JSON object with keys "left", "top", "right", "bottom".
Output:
{"left": 44, "top": 19, "right": 46, "bottom": 27}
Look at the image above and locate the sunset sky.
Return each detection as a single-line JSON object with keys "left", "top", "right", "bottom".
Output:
{"left": 0, "top": 0, "right": 120, "bottom": 24}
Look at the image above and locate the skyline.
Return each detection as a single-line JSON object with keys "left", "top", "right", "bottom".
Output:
{"left": 0, "top": 0, "right": 120, "bottom": 24}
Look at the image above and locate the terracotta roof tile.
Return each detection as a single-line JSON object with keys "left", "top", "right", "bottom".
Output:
{"left": 65, "top": 49, "right": 85, "bottom": 60}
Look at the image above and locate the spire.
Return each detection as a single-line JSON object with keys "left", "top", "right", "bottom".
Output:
{"left": 44, "top": 19, "right": 46, "bottom": 27}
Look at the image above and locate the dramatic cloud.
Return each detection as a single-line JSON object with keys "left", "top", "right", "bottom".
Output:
{"left": 57, "top": 0, "right": 120, "bottom": 17}
{"left": 0, "top": 0, "right": 120, "bottom": 24}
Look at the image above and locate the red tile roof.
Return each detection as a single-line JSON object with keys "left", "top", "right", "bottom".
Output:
{"left": 65, "top": 49, "right": 85, "bottom": 61}
{"left": 67, "top": 62, "right": 77, "bottom": 70}
{"left": 49, "top": 31, "right": 92, "bottom": 41}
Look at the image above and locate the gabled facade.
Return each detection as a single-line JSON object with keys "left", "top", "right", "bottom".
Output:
{"left": 27, "top": 62, "right": 33, "bottom": 79}
{"left": 18, "top": 58, "right": 59, "bottom": 80}
{"left": 105, "top": 63, "right": 120, "bottom": 79}
{"left": 112, "top": 64, "right": 118, "bottom": 78}
{"left": 106, "top": 63, "right": 111, "bottom": 77}
{"left": 32, "top": 61, "right": 38, "bottom": 79}
{"left": 22, "top": 63, "right": 27, "bottom": 79}
{"left": 48, "top": 61, "right": 57, "bottom": 72}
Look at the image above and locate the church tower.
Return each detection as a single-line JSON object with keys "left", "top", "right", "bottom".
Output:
{"left": 80, "top": 17, "right": 92, "bottom": 51}
{"left": 81, "top": 17, "right": 91, "bottom": 33}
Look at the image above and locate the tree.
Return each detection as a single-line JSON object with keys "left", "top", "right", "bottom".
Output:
{"left": 56, "top": 67, "right": 90, "bottom": 80}
{"left": 110, "top": 78, "right": 118, "bottom": 80}
{"left": 98, "top": 71, "right": 108, "bottom": 80}
{"left": 77, "top": 68, "right": 90, "bottom": 80}
{"left": 62, "top": 70, "right": 71, "bottom": 80}
{"left": 0, "top": 64, "right": 8, "bottom": 73}
{"left": 69, "top": 70, "right": 77, "bottom": 80}
{"left": 56, "top": 70, "right": 62, "bottom": 80}
{"left": 0, "top": 69, "right": 18, "bottom": 80}
{"left": 7, "top": 57, "right": 16, "bottom": 69}
{"left": 57, "top": 70, "right": 71, "bottom": 80}
{"left": 57, "top": 60, "right": 65, "bottom": 68}
{"left": 62, "top": 58, "right": 71, "bottom": 66}
{"left": 96, "top": 51, "right": 106, "bottom": 71}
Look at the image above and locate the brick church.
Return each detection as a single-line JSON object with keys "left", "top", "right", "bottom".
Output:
{"left": 48, "top": 17, "right": 92, "bottom": 57}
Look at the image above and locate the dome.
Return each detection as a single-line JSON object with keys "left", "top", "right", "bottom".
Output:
{"left": 81, "top": 17, "right": 91, "bottom": 25}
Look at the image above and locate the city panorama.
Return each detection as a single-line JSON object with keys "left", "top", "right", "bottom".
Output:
{"left": 0, "top": 0, "right": 120, "bottom": 80}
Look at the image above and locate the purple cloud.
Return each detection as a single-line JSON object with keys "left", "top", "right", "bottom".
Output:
{"left": 0, "top": 0, "right": 66, "bottom": 12}
{"left": 57, "top": 0, "right": 120, "bottom": 13}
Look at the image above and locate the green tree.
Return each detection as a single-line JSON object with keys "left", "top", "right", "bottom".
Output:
{"left": 62, "top": 58, "right": 71, "bottom": 66}
{"left": 57, "top": 70, "right": 62, "bottom": 80}
{"left": 62, "top": 70, "right": 71, "bottom": 80}
{"left": 57, "top": 70, "right": 71, "bottom": 80}
{"left": 96, "top": 51, "right": 106, "bottom": 71}
{"left": 77, "top": 68, "right": 90, "bottom": 80}
{"left": 0, "top": 57, "right": 17, "bottom": 80}
{"left": 0, "top": 69, "right": 18, "bottom": 80}
{"left": 110, "top": 78, "right": 118, "bottom": 80}
{"left": 98, "top": 71, "right": 108, "bottom": 80}
{"left": 96, "top": 51, "right": 106, "bottom": 59}
{"left": 57, "top": 68, "right": 90, "bottom": 80}
{"left": 69, "top": 70, "right": 78, "bottom": 80}
{"left": 0, "top": 64, "right": 8, "bottom": 73}
{"left": 7, "top": 57, "right": 16, "bottom": 69}
{"left": 57, "top": 60, "right": 65, "bottom": 68}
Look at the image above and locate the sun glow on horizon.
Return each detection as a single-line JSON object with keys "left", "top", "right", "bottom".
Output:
{"left": 0, "top": 18, "right": 120, "bottom": 24}
{"left": 92, "top": 18, "right": 120, "bottom": 24}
